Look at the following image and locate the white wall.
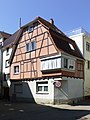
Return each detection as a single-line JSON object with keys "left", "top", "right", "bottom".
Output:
{"left": 70, "top": 33, "right": 84, "bottom": 55}
{"left": 10, "top": 77, "right": 83, "bottom": 104}
{"left": 54, "top": 77, "right": 83, "bottom": 103}
{"left": 10, "top": 79, "right": 54, "bottom": 104}
{"left": 68, "top": 78, "right": 83, "bottom": 99}
{"left": 83, "top": 36, "right": 90, "bottom": 96}
{"left": 54, "top": 80, "right": 68, "bottom": 100}
{"left": 0, "top": 38, "right": 3, "bottom": 43}
{"left": 70, "top": 33, "right": 90, "bottom": 96}
{"left": 3, "top": 48, "right": 12, "bottom": 74}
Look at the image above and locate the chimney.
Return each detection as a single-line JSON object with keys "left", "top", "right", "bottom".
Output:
{"left": 50, "top": 18, "right": 54, "bottom": 25}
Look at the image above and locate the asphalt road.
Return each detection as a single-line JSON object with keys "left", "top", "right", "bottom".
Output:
{"left": 0, "top": 100, "right": 90, "bottom": 120}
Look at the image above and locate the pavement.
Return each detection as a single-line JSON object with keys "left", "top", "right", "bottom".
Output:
{"left": 0, "top": 100, "right": 90, "bottom": 120}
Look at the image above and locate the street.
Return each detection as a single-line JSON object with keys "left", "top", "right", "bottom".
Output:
{"left": 0, "top": 100, "right": 90, "bottom": 120}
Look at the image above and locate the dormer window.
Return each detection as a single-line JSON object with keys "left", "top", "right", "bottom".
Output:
{"left": 6, "top": 47, "right": 9, "bottom": 56}
{"left": 69, "top": 43, "right": 75, "bottom": 50}
{"left": 28, "top": 22, "right": 38, "bottom": 33}
{"left": 28, "top": 26, "right": 34, "bottom": 32}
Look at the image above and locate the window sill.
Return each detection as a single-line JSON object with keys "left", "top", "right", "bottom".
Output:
{"left": 13, "top": 73, "right": 19, "bottom": 75}
{"left": 36, "top": 92, "right": 49, "bottom": 94}
{"left": 26, "top": 49, "right": 36, "bottom": 53}
{"left": 5, "top": 66, "right": 9, "bottom": 68}
{"left": 6, "top": 54, "right": 9, "bottom": 56}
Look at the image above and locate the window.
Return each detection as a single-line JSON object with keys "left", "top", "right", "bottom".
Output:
{"left": 14, "top": 84, "right": 23, "bottom": 93}
{"left": 5, "top": 60, "right": 9, "bottom": 68}
{"left": 6, "top": 48, "right": 9, "bottom": 55}
{"left": 78, "top": 63, "right": 83, "bottom": 71}
{"left": 26, "top": 43, "right": 30, "bottom": 52}
{"left": 36, "top": 82, "right": 48, "bottom": 93}
{"left": 28, "top": 26, "right": 34, "bottom": 32}
{"left": 5, "top": 74, "right": 10, "bottom": 81}
{"left": 63, "top": 58, "right": 75, "bottom": 70}
{"left": 69, "top": 43, "right": 75, "bottom": 50}
{"left": 86, "top": 42, "right": 90, "bottom": 52}
{"left": 41, "top": 57, "right": 75, "bottom": 71}
{"left": 28, "top": 23, "right": 38, "bottom": 32}
{"left": 31, "top": 41, "right": 36, "bottom": 50}
{"left": 41, "top": 57, "right": 61, "bottom": 71}
{"left": 87, "top": 61, "right": 90, "bottom": 69}
{"left": 68, "top": 59, "right": 75, "bottom": 70}
{"left": 63, "top": 58, "right": 68, "bottom": 68}
{"left": 14, "top": 66, "right": 19, "bottom": 74}
{"left": 26, "top": 41, "right": 36, "bottom": 52}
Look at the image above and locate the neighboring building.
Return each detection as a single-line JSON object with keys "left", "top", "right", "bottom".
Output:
{"left": 66, "top": 27, "right": 90, "bottom": 98}
{"left": 2, "top": 31, "right": 19, "bottom": 99}
{"left": 0, "top": 31, "right": 11, "bottom": 97}
{"left": 9, "top": 17, "right": 84, "bottom": 104}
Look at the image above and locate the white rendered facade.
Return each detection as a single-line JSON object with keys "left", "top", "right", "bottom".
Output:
{"left": 67, "top": 28, "right": 90, "bottom": 97}
{"left": 3, "top": 47, "right": 12, "bottom": 87}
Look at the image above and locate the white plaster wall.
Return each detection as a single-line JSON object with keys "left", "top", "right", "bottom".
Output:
{"left": 10, "top": 79, "right": 54, "bottom": 104}
{"left": 10, "top": 77, "right": 83, "bottom": 104}
{"left": 68, "top": 78, "right": 83, "bottom": 99}
{"left": 3, "top": 48, "right": 12, "bottom": 74}
{"left": 70, "top": 33, "right": 84, "bottom": 55}
{"left": 84, "top": 36, "right": 90, "bottom": 96}
{"left": 54, "top": 80, "right": 68, "bottom": 100}
{"left": 54, "top": 77, "right": 83, "bottom": 101}
{"left": 0, "top": 38, "right": 3, "bottom": 43}
{"left": 70, "top": 34, "right": 90, "bottom": 96}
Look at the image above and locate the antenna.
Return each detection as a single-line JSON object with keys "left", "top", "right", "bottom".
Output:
{"left": 19, "top": 17, "right": 22, "bottom": 28}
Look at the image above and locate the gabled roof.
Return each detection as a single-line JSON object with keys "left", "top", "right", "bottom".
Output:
{"left": 9, "top": 16, "right": 84, "bottom": 65}
{"left": 0, "top": 31, "right": 11, "bottom": 39}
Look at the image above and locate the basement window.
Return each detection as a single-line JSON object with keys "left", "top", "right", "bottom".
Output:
{"left": 36, "top": 82, "right": 48, "bottom": 94}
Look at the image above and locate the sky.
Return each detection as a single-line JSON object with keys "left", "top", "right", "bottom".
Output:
{"left": 0, "top": 0, "right": 90, "bottom": 34}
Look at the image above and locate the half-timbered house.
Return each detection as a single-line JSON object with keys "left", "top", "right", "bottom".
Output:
{"left": 9, "top": 17, "right": 84, "bottom": 104}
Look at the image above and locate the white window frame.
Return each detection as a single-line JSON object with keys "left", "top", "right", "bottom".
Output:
{"left": 5, "top": 60, "right": 9, "bottom": 68}
{"left": 62, "top": 57, "right": 75, "bottom": 70}
{"left": 6, "top": 47, "right": 9, "bottom": 56}
{"left": 87, "top": 60, "right": 90, "bottom": 69}
{"left": 86, "top": 42, "right": 90, "bottom": 52}
{"left": 41, "top": 57, "right": 61, "bottom": 71}
{"left": 36, "top": 82, "right": 48, "bottom": 94}
{"left": 26, "top": 43, "right": 30, "bottom": 52}
{"left": 14, "top": 65, "right": 20, "bottom": 74}
{"left": 26, "top": 41, "right": 36, "bottom": 52}
{"left": 28, "top": 26, "right": 34, "bottom": 32}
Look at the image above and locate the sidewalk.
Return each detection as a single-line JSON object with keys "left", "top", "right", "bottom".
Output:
{"left": 44, "top": 100, "right": 90, "bottom": 120}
